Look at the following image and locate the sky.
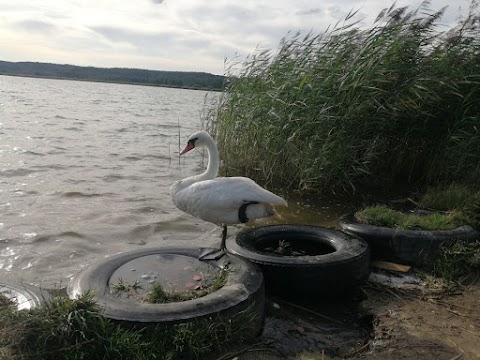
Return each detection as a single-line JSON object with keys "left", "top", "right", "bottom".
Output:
{"left": 0, "top": 0, "right": 468, "bottom": 75}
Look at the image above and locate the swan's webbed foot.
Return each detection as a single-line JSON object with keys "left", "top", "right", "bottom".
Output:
{"left": 198, "top": 225, "right": 229, "bottom": 262}
{"left": 198, "top": 247, "right": 226, "bottom": 261}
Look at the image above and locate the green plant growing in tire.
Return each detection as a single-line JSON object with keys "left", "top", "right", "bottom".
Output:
{"left": 145, "top": 268, "right": 230, "bottom": 303}
{"left": 111, "top": 278, "right": 142, "bottom": 294}
{"left": 355, "top": 183, "right": 480, "bottom": 230}
{"left": 420, "top": 183, "right": 480, "bottom": 230}
{"left": 354, "top": 205, "right": 465, "bottom": 230}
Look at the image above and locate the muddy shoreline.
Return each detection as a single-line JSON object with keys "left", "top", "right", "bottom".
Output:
{"left": 217, "top": 272, "right": 480, "bottom": 360}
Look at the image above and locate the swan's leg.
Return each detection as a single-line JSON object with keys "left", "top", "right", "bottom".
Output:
{"left": 198, "top": 225, "right": 228, "bottom": 261}
{"left": 220, "top": 225, "right": 227, "bottom": 250}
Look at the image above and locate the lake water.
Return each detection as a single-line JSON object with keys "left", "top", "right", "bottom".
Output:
{"left": 0, "top": 75, "right": 353, "bottom": 289}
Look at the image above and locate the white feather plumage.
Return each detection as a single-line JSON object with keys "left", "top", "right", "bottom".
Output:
{"left": 171, "top": 131, "right": 287, "bottom": 229}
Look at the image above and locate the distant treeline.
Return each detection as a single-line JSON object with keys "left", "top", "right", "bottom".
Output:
{"left": 0, "top": 60, "right": 225, "bottom": 91}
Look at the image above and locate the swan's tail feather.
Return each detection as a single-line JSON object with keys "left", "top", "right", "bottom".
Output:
{"left": 269, "top": 195, "right": 288, "bottom": 207}
{"left": 244, "top": 203, "right": 285, "bottom": 223}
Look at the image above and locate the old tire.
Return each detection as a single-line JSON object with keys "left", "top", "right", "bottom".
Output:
{"left": 0, "top": 281, "right": 51, "bottom": 310}
{"left": 67, "top": 247, "right": 264, "bottom": 328}
{"left": 226, "top": 225, "right": 370, "bottom": 297}
{"left": 338, "top": 213, "right": 479, "bottom": 265}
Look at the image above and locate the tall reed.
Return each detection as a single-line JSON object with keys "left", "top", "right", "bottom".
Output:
{"left": 205, "top": 1, "right": 480, "bottom": 194}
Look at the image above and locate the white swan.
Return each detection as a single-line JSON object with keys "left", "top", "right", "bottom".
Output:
{"left": 171, "top": 130, "right": 287, "bottom": 260}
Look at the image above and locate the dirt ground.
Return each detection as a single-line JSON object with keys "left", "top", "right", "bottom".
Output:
{"left": 357, "top": 276, "right": 480, "bottom": 360}
{"left": 217, "top": 271, "right": 480, "bottom": 360}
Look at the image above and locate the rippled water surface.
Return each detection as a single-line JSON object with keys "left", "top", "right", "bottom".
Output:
{"left": 0, "top": 76, "right": 225, "bottom": 287}
{"left": 0, "top": 75, "right": 356, "bottom": 289}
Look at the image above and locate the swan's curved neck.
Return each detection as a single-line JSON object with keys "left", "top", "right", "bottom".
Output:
{"left": 197, "top": 136, "right": 219, "bottom": 181}
{"left": 171, "top": 134, "right": 220, "bottom": 196}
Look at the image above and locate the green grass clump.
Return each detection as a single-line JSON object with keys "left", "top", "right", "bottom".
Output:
{"left": 205, "top": 1, "right": 480, "bottom": 194}
{"left": 145, "top": 283, "right": 191, "bottom": 303}
{"left": 431, "top": 241, "right": 480, "bottom": 280}
{"left": 355, "top": 205, "right": 464, "bottom": 230}
{"left": 420, "top": 183, "right": 480, "bottom": 229}
{"left": 111, "top": 278, "right": 142, "bottom": 294}
{"left": 0, "top": 293, "right": 147, "bottom": 359}
{"left": 0, "top": 292, "right": 259, "bottom": 360}
{"left": 421, "top": 183, "right": 480, "bottom": 210}
{"left": 355, "top": 205, "right": 402, "bottom": 228}
{"left": 146, "top": 268, "right": 230, "bottom": 303}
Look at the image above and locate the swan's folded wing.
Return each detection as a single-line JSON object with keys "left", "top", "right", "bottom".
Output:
{"left": 190, "top": 177, "right": 286, "bottom": 207}
{"left": 173, "top": 177, "right": 286, "bottom": 225}
{"left": 174, "top": 177, "right": 286, "bottom": 211}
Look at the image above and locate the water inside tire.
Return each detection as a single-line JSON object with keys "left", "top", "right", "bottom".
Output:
{"left": 249, "top": 234, "right": 336, "bottom": 256}
{"left": 108, "top": 254, "right": 224, "bottom": 301}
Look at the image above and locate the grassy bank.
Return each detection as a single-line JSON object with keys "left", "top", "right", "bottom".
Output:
{"left": 0, "top": 293, "right": 258, "bottom": 360}
{"left": 205, "top": 1, "right": 480, "bottom": 194}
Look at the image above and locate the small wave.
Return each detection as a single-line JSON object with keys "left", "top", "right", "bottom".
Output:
{"left": 0, "top": 168, "right": 38, "bottom": 177}
{"left": 13, "top": 189, "right": 38, "bottom": 196}
{"left": 133, "top": 206, "right": 160, "bottom": 213}
{"left": 103, "top": 174, "right": 143, "bottom": 182}
{"left": 58, "top": 231, "right": 87, "bottom": 238}
{"left": 54, "top": 115, "right": 67, "bottom": 119}
{"left": 143, "top": 154, "right": 171, "bottom": 160}
{"left": 30, "top": 165, "right": 70, "bottom": 173}
{"left": 123, "top": 155, "right": 142, "bottom": 161}
{"left": 47, "top": 149, "right": 66, "bottom": 155}
{"left": 123, "top": 154, "right": 171, "bottom": 161}
{"left": 23, "top": 150, "right": 45, "bottom": 156}
{"left": 61, "top": 191, "right": 114, "bottom": 198}
{"left": 64, "top": 179, "right": 88, "bottom": 184}
{"left": 34, "top": 231, "right": 87, "bottom": 243}
{"left": 102, "top": 174, "right": 124, "bottom": 182}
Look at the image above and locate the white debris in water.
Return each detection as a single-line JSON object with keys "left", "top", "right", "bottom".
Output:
{"left": 141, "top": 271, "right": 160, "bottom": 281}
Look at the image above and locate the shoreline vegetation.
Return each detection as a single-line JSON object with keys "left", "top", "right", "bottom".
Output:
{"left": 0, "top": 293, "right": 259, "bottom": 360}
{"left": 0, "top": 60, "right": 225, "bottom": 91}
{"left": 205, "top": 1, "right": 480, "bottom": 196}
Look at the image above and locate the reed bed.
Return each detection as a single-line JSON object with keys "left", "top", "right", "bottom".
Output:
{"left": 205, "top": 1, "right": 480, "bottom": 194}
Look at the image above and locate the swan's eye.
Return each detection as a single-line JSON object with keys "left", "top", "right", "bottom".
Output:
{"left": 189, "top": 137, "right": 199, "bottom": 147}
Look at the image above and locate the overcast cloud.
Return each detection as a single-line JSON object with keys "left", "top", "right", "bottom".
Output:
{"left": 0, "top": 0, "right": 468, "bottom": 75}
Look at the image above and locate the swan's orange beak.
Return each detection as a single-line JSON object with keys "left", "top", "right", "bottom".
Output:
{"left": 180, "top": 143, "right": 194, "bottom": 155}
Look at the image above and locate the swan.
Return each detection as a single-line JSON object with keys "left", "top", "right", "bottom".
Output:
{"left": 171, "top": 130, "right": 287, "bottom": 260}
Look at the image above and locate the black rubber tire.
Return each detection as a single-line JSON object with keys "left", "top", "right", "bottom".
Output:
{"left": 226, "top": 225, "right": 370, "bottom": 297}
{"left": 338, "top": 213, "right": 479, "bottom": 265}
{"left": 67, "top": 247, "right": 265, "bottom": 327}
{"left": 0, "top": 281, "right": 51, "bottom": 310}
